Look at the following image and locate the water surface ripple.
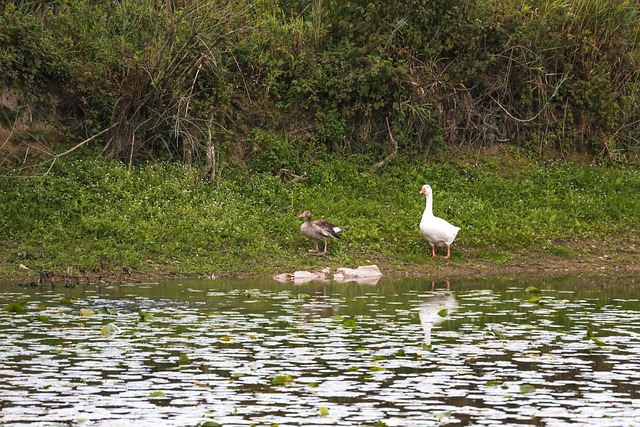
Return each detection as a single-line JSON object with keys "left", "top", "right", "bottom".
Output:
{"left": 1, "top": 276, "right": 639, "bottom": 426}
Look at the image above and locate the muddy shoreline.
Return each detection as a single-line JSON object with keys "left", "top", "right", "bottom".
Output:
{"left": 3, "top": 245, "right": 639, "bottom": 285}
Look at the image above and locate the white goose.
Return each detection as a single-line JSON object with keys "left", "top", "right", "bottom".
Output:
{"left": 419, "top": 184, "right": 460, "bottom": 259}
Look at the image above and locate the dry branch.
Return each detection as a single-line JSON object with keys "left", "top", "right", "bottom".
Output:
{"left": 279, "top": 168, "right": 308, "bottom": 183}
{"left": 368, "top": 117, "right": 398, "bottom": 173}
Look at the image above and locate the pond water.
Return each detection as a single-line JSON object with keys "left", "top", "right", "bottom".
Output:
{"left": 1, "top": 275, "right": 639, "bottom": 426}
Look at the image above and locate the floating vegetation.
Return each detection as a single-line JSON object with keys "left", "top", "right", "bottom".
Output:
{"left": 271, "top": 375, "right": 295, "bottom": 386}
{"left": 0, "top": 276, "right": 639, "bottom": 426}
{"left": 520, "top": 384, "right": 536, "bottom": 394}
{"left": 139, "top": 311, "right": 152, "bottom": 321}
{"left": 179, "top": 353, "right": 190, "bottom": 365}
{"left": 341, "top": 317, "right": 357, "bottom": 328}
{"left": 149, "top": 391, "right": 167, "bottom": 398}
{"left": 99, "top": 323, "right": 122, "bottom": 336}
{"left": 4, "top": 302, "right": 25, "bottom": 313}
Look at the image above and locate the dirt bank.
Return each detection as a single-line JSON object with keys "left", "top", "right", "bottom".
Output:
{"left": 2, "top": 239, "right": 638, "bottom": 284}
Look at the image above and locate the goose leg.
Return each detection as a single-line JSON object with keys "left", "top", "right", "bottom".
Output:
{"left": 442, "top": 245, "right": 451, "bottom": 259}
{"left": 431, "top": 245, "right": 437, "bottom": 257}
{"left": 309, "top": 241, "right": 319, "bottom": 253}
{"left": 317, "top": 239, "right": 328, "bottom": 256}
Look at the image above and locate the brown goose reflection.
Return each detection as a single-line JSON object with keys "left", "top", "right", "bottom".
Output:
{"left": 299, "top": 285, "right": 338, "bottom": 326}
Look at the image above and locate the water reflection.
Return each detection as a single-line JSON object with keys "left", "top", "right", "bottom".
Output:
{"left": 1, "top": 276, "right": 640, "bottom": 426}
{"left": 419, "top": 280, "right": 458, "bottom": 346}
{"left": 298, "top": 284, "right": 339, "bottom": 325}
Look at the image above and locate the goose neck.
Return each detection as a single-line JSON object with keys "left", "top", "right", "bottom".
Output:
{"left": 423, "top": 193, "right": 434, "bottom": 217}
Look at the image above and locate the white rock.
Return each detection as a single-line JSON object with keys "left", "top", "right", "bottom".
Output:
{"left": 273, "top": 273, "right": 294, "bottom": 282}
{"left": 274, "top": 266, "right": 382, "bottom": 284}
{"left": 294, "top": 270, "right": 328, "bottom": 284}
{"left": 294, "top": 270, "right": 326, "bottom": 279}
{"left": 336, "top": 265, "right": 382, "bottom": 279}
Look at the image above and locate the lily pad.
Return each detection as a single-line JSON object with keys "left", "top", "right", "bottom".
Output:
{"left": 100, "top": 323, "right": 122, "bottom": 336}
{"left": 342, "top": 318, "right": 357, "bottom": 328}
{"left": 520, "top": 384, "right": 536, "bottom": 394}
{"left": 149, "top": 391, "right": 167, "bottom": 398}
{"left": 179, "top": 353, "right": 190, "bottom": 365}
{"left": 272, "top": 375, "right": 294, "bottom": 386}
{"left": 4, "top": 302, "right": 25, "bottom": 313}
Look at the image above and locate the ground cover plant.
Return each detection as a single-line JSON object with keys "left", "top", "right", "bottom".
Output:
{"left": 1, "top": 155, "right": 638, "bottom": 279}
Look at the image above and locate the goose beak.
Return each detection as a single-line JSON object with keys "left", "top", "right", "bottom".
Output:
{"left": 420, "top": 187, "right": 426, "bottom": 194}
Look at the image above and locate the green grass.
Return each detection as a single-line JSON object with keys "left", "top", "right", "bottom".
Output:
{"left": 1, "top": 157, "right": 639, "bottom": 279}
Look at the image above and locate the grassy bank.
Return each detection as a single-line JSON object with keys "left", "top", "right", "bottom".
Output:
{"left": 1, "top": 155, "right": 639, "bottom": 280}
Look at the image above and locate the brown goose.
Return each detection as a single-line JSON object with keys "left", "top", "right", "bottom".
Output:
{"left": 299, "top": 211, "right": 342, "bottom": 255}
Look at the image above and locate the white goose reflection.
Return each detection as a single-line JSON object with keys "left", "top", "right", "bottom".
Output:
{"left": 419, "top": 280, "right": 458, "bottom": 346}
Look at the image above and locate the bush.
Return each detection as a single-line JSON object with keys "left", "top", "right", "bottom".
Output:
{"left": 1, "top": 0, "right": 638, "bottom": 168}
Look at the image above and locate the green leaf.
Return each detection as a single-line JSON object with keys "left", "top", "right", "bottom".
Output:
{"left": 149, "top": 391, "right": 167, "bottom": 398}
{"left": 4, "top": 302, "right": 25, "bottom": 314}
{"left": 342, "top": 318, "right": 357, "bottom": 328}
{"left": 139, "top": 311, "right": 152, "bottom": 321}
{"left": 271, "top": 375, "right": 294, "bottom": 386}
{"left": 585, "top": 326, "right": 594, "bottom": 339}
{"left": 100, "top": 323, "right": 122, "bottom": 336}
{"left": 437, "top": 308, "right": 449, "bottom": 317}
{"left": 319, "top": 406, "right": 330, "bottom": 416}
{"left": 487, "top": 328, "right": 505, "bottom": 339}
{"left": 79, "top": 309, "right": 95, "bottom": 316}
{"left": 179, "top": 353, "right": 190, "bottom": 365}
{"left": 525, "top": 286, "right": 541, "bottom": 293}
{"left": 520, "top": 384, "right": 536, "bottom": 394}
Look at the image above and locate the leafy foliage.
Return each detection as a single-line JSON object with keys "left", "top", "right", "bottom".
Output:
{"left": 1, "top": 0, "right": 639, "bottom": 169}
